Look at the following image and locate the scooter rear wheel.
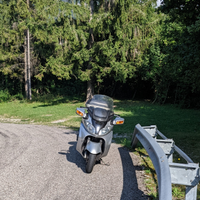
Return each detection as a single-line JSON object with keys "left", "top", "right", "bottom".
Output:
{"left": 86, "top": 153, "right": 96, "bottom": 173}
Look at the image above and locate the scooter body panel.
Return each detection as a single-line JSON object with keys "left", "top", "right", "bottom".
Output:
{"left": 76, "top": 123, "right": 90, "bottom": 154}
{"left": 85, "top": 140, "right": 101, "bottom": 154}
{"left": 76, "top": 122, "right": 113, "bottom": 158}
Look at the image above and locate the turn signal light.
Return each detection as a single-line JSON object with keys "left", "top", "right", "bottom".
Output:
{"left": 113, "top": 117, "right": 124, "bottom": 125}
{"left": 116, "top": 120, "right": 124, "bottom": 125}
{"left": 76, "top": 110, "right": 84, "bottom": 117}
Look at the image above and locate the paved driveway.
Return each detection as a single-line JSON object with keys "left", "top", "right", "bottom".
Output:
{"left": 0, "top": 123, "right": 149, "bottom": 200}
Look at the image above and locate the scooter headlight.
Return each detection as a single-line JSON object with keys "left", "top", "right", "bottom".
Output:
{"left": 83, "top": 120, "right": 95, "bottom": 135}
{"left": 99, "top": 126, "right": 112, "bottom": 136}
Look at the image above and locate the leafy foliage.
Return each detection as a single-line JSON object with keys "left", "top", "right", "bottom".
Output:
{"left": 0, "top": 0, "right": 200, "bottom": 107}
{"left": 154, "top": 0, "right": 200, "bottom": 106}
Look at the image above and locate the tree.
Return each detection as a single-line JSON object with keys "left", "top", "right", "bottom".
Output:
{"left": 1, "top": 0, "right": 89, "bottom": 98}
{"left": 86, "top": 0, "right": 94, "bottom": 101}
{"left": 26, "top": 0, "right": 31, "bottom": 100}
{"left": 31, "top": 0, "right": 90, "bottom": 83}
{"left": 155, "top": 0, "right": 200, "bottom": 106}
{"left": 33, "top": 0, "right": 160, "bottom": 100}
{"left": 0, "top": 0, "right": 28, "bottom": 92}
{"left": 0, "top": 0, "right": 34, "bottom": 99}
{"left": 160, "top": 0, "right": 200, "bottom": 26}
{"left": 86, "top": 0, "right": 160, "bottom": 97}
{"left": 0, "top": 0, "right": 164, "bottom": 102}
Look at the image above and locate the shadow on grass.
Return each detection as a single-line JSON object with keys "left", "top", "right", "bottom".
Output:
{"left": 137, "top": 150, "right": 157, "bottom": 186}
{"left": 30, "top": 95, "right": 85, "bottom": 108}
{"left": 63, "top": 126, "right": 79, "bottom": 132}
{"left": 113, "top": 100, "right": 175, "bottom": 135}
{"left": 113, "top": 101, "right": 200, "bottom": 160}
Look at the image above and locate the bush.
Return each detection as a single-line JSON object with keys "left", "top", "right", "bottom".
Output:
{"left": 0, "top": 90, "right": 11, "bottom": 102}
{"left": 12, "top": 93, "right": 24, "bottom": 101}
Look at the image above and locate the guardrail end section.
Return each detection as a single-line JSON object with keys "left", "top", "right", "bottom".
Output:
{"left": 133, "top": 124, "right": 172, "bottom": 200}
{"left": 132, "top": 124, "right": 200, "bottom": 200}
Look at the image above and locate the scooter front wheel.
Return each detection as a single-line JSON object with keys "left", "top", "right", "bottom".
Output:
{"left": 86, "top": 153, "right": 96, "bottom": 173}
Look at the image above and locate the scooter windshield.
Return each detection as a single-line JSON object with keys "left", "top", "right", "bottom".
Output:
{"left": 86, "top": 95, "right": 113, "bottom": 111}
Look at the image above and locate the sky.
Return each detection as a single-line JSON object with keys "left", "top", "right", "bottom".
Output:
{"left": 157, "top": 0, "right": 161, "bottom": 7}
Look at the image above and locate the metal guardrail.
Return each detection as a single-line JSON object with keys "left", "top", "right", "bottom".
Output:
{"left": 131, "top": 124, "right": 200, "bottom": 200}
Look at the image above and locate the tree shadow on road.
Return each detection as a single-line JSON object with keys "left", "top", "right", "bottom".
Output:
{"left": 58, "top": 141, "right": 86, "bottom": 172}
{"left": 118, "top": 147, "right": 150, "bottom": 200}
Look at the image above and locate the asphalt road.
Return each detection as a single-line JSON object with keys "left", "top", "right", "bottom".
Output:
{"left": 0, "top": 123, "right": 149, "bottom": 200}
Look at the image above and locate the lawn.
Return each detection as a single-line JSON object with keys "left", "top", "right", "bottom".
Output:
{"left": 0, "top": 98, "right": 199, "bottom": 199}
{"left": 113, "top": 100, "right": 200, "bottom": 163}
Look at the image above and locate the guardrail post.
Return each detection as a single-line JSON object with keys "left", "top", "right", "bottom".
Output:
{"left": 185, "top": 185, "right": 198, "bottom": 200}
{"left": 156, "top": 139, "right": 175, "bottom": 162}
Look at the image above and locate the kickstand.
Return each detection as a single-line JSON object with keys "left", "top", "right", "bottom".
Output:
{"left": 99, "top": 158, "right": 110, "bottom": 166}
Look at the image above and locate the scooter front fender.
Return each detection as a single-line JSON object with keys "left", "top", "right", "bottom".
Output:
{"left": 86, "top": 140, "right": 101, "bottom": 155}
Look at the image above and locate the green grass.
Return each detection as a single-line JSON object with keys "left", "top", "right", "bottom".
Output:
{"left": 0, "top": 98, "right": 200, "bottom": 199}
{"left": 0, "top": 97, "right": 85, "bottom": 129}
{"left": 113, "top": 100, "right": 200, "bottom": 163}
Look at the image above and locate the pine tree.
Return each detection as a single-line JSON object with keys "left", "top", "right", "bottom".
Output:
{"left": 0, "top": 1, "right": 26, "bottom": 87}
{"left": 0, "top": 0, "right": 161, "bottom": 100}
{"left": 80, "top": 0, "right": 160, "bottom": 96}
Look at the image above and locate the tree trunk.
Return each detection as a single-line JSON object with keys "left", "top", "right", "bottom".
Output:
{"left": 27, "top": 28, "right": 31, "bottom": 100}
{"left": 86, "top": 0, "right": 94, "bottom": 102}
{"left": 24, "top": 36, "right": 28, "bottom": 98}
{"left": 27, "top": 0, "right": 31, "bottom": 100}
{"left": 152, "top": 88, "right": 158, "bottom": 104}
{"left": 162, "top": 82, "right": 170, "bottom": 104}
{"left": 107, "top": 0, "right": 115, "bottom": 11}
{"left": 87, "top": 80, "right": 94, "bottom": 101}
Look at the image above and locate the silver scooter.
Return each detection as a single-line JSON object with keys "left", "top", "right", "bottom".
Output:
{"left": 76, "top": 95, "right": 124, "bottom": 173}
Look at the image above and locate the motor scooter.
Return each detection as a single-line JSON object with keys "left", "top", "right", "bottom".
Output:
{"left": 76, "top": 94, "right": 124, "bottom": 173}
